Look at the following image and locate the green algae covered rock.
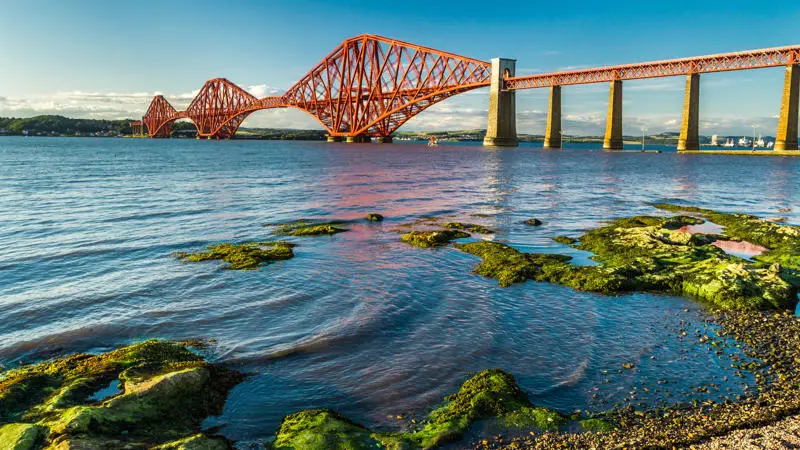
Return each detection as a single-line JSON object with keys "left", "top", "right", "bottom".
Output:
{"left": 0, "top": 340, "right": 242, "bottom": 449}
{"left": 401, "top": 230, "right": 470, "bottom": 248}
{"left": 275, "top": 220, "right": 349, "bottom": 236}
{"left": 409, "top": 369, "right": 564, "bottom": 448}
{"left": 579, "top": 418, "right": 615, "bottom": 433}
{"left": 552, "top": 236, "right": 576, "bottom": 245}
{"left": 365, "top": 213, "right": 384, "bottom": 222}
{"left": 443, "top": 222, "right": 494, "bottom": 234}
{"left": 153, "top": 434, "right": 231, "bottom": 450}
{"left": 176, "top": 241, "right": 295, "bottom": 270}
{"left": 454, "top": 211, "right": 798, "bottom": 310}
{"left": 268, "top": 369, "right": 565, "bottom": 450}
{"left": 271, "top": 409, "right": 384, "bottom": 450}
{"left": 0, "top": 423, "right": 45, "bottom": 450}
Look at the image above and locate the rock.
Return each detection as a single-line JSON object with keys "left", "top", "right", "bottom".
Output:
{"left": 365, "top": 213, "right": 384, "bottom": 222}
{"left": 401, "top": 230, "right": 469, "bottom": 248}
{"left": 443, "top": 222, "right": 494, "bottom": 234}
{"left": 153, "top": 434, "right": 231, "bottom": 450}
{"left": 268, "top": 370, "right": 564, "bottom": 450}
{"left": 175, "top": 241, "right": 295, "bottom": 270}
{"left": 523, "top": 219, "right": 542, "bottom": 226}
{"left": 0, "top": 340, "right": 241, "bottom": 450}
{"left": 274, "top": 220, "right": 349, "bottom": 236}
{"left": 552, "top": 236, "right": 577, "bottom": 245}
{"left": 0, "top": 423, "right": 45, "bottom": 450}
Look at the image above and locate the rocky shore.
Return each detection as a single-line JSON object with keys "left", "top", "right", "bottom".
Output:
{"left": 4, "top": 205, "right": 800, "bottom": 449}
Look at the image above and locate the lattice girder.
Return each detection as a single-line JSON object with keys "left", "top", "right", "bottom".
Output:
{"left": 282, "top": 34, "right": 492, "bottom": 136}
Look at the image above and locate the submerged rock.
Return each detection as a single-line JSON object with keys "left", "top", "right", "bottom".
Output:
{"left": 443, "top": 222, "right": 494, "bottom": 234}
{"left": 401, "top": 230, "right": 470, "bottom": 248}
{"left": 455, "top": 211, "right": 798, "bottom": 310}
{"left": 365, "top": 213, "right": 384, "bottom": 222}
{"left": 268, "top": 369, "right": 565, "bottom": 450}
{"left": 176, "top": 241, "right": 295, "bottom": 270}
{"left": 275, "top": 220, "right": 349, "bottom": 236}
{"left": 523, "top": 219, "right": 543, "bottom": 226}
{"left": 552, "top": 236, "right": 576, "bottom": 245}
{"left": 0, "top": 340, "right": 242, "bottom": 449}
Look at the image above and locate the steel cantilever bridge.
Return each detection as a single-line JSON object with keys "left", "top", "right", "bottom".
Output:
{"left": 142, "top": 34, "right": 492, "bottom": 140}
{"left": 140, "top": 34, "right": 800, "bottom": 150}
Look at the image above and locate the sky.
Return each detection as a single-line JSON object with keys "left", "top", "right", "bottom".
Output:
{"left": 1, "top": 0, "right": 799, "bottom": 136}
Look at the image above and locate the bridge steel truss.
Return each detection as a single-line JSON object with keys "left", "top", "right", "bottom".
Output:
{"left": 142, "top": 34, "right": 492, "bottom": 139}
{"left": 504, "top": 45, "right": 800, "bottom": 89}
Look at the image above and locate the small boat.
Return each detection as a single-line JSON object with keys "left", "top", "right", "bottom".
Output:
{"left": 427, "top": 136, "right": 439, "bottom": 148}
{"left": 722, "top": 138, "right": 735, "bottom": 148}
{"left": 738, "top": 136, "right": 750, "bottom": 147}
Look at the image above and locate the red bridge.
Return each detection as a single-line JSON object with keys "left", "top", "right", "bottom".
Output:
{"left": 142, "top": 34, "right": 800, "bottom": 151}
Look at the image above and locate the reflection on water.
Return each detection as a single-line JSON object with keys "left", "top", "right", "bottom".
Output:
{"left": 1, "top": 138, "right": 798, "bottom": 444}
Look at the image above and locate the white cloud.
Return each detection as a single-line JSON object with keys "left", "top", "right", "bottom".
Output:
{"left": 0, "top": 85, "right": 783, "bottom": 137}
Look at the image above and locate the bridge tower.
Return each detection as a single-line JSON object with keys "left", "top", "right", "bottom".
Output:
{"left": 603, "top": 79, "right": 623, "bottom": 150}
{"left": 677, "top": 74, "right": 701, "bottom": 151}
{"left": 775, "top": 64, "right": 799, "bottom": 151}
{"left": 483, "top": 58, "right": 518, "bottom": 147}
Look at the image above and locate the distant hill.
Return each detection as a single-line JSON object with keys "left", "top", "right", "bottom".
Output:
{"left": 0, "top": 115, "right": 135, "bottom": 136}
{"left": 0, "top": 115, "right": 777, "bottom": 144}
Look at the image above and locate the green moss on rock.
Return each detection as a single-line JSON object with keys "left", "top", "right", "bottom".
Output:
{"left": 176, "top": 241, "right": 295, "bottom": 270}
{"left": 0, "top": 423, "right": 45, "bottom": 450}
{"left": 454, "top": 211, "right": 798, "bottom": 310}
{"left": 401, "top": 230, "right": 470, "bottom": 248}
{"left": 275, "top": 220, "right": 349, "bottom": 236}
{"left": 366, "top": 213, "right": 384, "bottom": 222}
{"left": 272, "top": 409, "right": 384, "bottom": 450}
{"left": 579, "top": 418, "right": 615, "bottom": 433}
{"left": 153, "top": 433, "right": 231, "bottom": 449}
{"left": 268, "top": 370, "right": 565, "bottom": 450}
{"left": 523, "top": 219, "right": 542, "bottom": 226}
{"left": 552, "top": 236, "right": 576, "bottom": 245}
{"left": 0, "top": 340, "right": 242, "bottom": 449}
{"left": 443, "top": 222, "right": 494, "bottom": 234}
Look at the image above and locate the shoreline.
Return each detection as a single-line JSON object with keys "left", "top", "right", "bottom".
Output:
{"left": 679, "top": 149, "right": 800, "bottom": 156}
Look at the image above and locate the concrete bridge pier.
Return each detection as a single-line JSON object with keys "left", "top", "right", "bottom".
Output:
{"left": 775, "top": 64, "right": 799, "bottom": 151}
{"left": 377, "top": 136, "right": 393, "bottom": 144}
{"left": 483, "top": 58, "right": 519, "bottom": 147}
{"left": 327, "top": 135, "right": 343, "bottom": 143}
{"left": 677, "top": 73, "right": 700, "bottom": 151}
{"left": 603, "top": 80, "right": 623, "bottom": 150}
{"left": 345, "top": 135, "right": 371, "bottom": 143}
{"left": 543, "top": 86, "right": 562, "bottom": 149}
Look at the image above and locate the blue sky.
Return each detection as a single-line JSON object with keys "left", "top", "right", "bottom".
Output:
{"left": 1, "top": 0, "right": 799, "bottom": 136}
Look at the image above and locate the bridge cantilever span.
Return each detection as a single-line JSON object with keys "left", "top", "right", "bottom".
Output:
{"left": 141, "top": 34, "right": 491, "bottom": 141}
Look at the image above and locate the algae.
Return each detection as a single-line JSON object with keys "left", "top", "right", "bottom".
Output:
{"left": 401, "top": 230, "right": 470, "bottom": 248}
{"left": 175, "top": 241, "right": 295, "bottom": 270}
{"left": 366, "top": 213, "right": 384, "bottom": 222}
{"left": 275, "top": 220, "right": 349, "bottom": 236}
{"left": 552, "top": 236, "right": 576, "bottom": 245}
{"left": 454, "top": 211, "right": 798, "bottom": 310}
{"left": 0, "top": 340, "right": 242, "bottom": 449}
{"left": 0, "top": 423, "right": 45, "bottom": 450}
{"left": 443, "top": 222, "right": 494, "bottom": 234}
{"left": 267, "top": 369, "right": 567, "bottom": 450}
